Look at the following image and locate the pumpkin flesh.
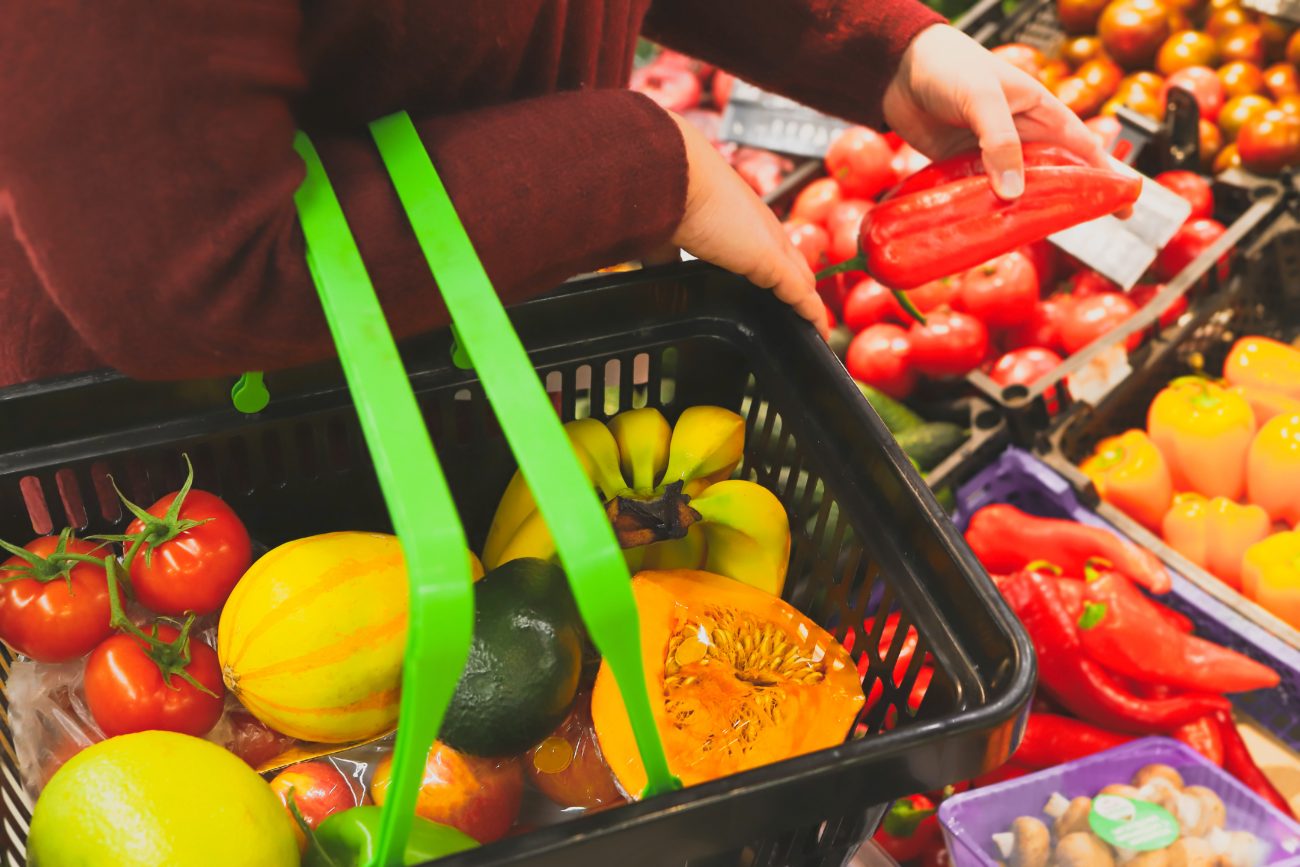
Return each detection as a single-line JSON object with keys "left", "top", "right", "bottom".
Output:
{"left": 591, "top": 569, "right": 864, "bottom": 797}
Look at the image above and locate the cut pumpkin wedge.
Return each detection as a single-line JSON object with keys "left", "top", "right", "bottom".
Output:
{"left": 591, "top": 569, "right": 864, "bottom": 797}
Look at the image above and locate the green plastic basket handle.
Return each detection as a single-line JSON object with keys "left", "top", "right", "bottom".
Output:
{"left": 292, "top": 133, "right": 475, "bottom": 867}
{"left": 367, "top": 113, "right": 679, "bottom": 801}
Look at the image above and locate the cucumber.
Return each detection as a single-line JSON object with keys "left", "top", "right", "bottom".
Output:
{"left": 828, "top": 325, "right": 854, "bottom": 361}
{"left": 895, "top": 421, "right": 967, "bottom": 472}
{"left": 855, "top": 382, "right": 924, "bottom": 435}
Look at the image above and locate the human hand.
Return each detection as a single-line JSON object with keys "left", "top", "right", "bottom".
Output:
{"left": 882, "top": 24, "right": 1115, "bottom": 200}
{"left": 664, "top": 112, "right": 829, "bottom": 338}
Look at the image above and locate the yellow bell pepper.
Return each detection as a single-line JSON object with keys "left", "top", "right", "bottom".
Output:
{"left": 1242, "top": 531, "right": 1300, "bottom": 629}
{"left": 1229, "top": 384, "right": 1300, "bottom": 428}
{"left": 1161, "top": 493, "right": 1272, "bottom": 591}
{"left": 1247, "top": 412, "right": 1300, "bottom": 526}
{"left": 1080, "top": 430, "right": 1172, "bottom": 532}
{"left": 1225, "top": 336, "right": 1300, "bottom": 401}
{"left": 1147, "top": 377, "right": 1256, "bottom": 500}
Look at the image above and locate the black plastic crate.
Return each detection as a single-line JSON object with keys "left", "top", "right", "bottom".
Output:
{"left": 1047, "top": 205, "right": 1300, "bottom": 663}
{"left": 0, "top": 263, "right": 1032, "bottom": 867}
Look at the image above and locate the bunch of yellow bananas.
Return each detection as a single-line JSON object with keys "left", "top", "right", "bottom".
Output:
{"left": 482, "top": 406, "right": 791, "bottom": 595}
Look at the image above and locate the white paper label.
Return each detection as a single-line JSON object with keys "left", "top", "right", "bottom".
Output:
{"left": 1049, "top": 159, "right": 1192, "bottom": 289}
{"left": 1067, "top": 344, "right": 1133, "bottom": 404}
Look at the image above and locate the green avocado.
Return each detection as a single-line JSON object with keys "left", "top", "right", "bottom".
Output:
{"left": 439, "top": 558, "right": 584, "bottom": 757}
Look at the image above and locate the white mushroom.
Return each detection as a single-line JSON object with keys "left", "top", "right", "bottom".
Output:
{"left": 1053, "top": 832, "right": 1116, "bottom": 867}
{"left": 997, "top": 817, "right": 1051, "bottom": 867}
{"left": 1177, "top": 787, "right": 1226, "bottom": 838}
{"left": 1100, "top": 784, "right": 1145, "bottom": 800}
{"left": 1212, "top": 831, "right": 1267, "bottom": 867}
{"left": 1132, "top": 765, "right": 1185, "bottom": 792}
{"left": 1054, "top": 798, "right": 1095, "bottom": 838}
{"left": 1125, "top": 849, "right": 1171, "bottom": 867}
{"left": 1137, "top": 782, "right": 1181, "bottom": 817}
{"left": 1045, "top": 792, "right": 1073, "bottom": 819}
{"left": 1168, "top": 838, "right": 1216, "bottom": 867}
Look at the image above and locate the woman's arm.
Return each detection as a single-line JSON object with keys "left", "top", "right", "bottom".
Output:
{"left": 645, "top": 2, "right": 1112, "bottom": 199}
{"left": 643, "top": 0, "right": 945, "bottom": 129}
{"left": 0, "top": 2, "right": 691, "bottom": 380}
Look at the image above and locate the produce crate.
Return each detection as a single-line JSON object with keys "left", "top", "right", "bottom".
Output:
{"left": 1044, "top": 205, "right": 1300, "bottom": 682}
{"left": 0, "top": 262, "right": 1033, "bottom": 867}
{"left": 951, "top": 446, "right": 1300, "bottom": 755}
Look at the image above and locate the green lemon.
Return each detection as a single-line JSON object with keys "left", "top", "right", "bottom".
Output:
{"left": 28, "top": 731, "right": 298, "bottom": 867}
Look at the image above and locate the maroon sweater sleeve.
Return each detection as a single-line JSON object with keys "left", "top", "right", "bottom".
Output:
{"left": 0, "top": 3, "right": 685, "bottom": 381}
{"left": 644, "top": 0, "right": 945, "bottom": 129}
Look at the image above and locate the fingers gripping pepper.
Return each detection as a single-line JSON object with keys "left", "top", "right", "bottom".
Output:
{"left": 884, "top": 143, "right": 1091, "bottom": 201}
{"left": 817, "top": 146, "right": 1140, "bottom": 322}
{"left": 966, "top": 505, "right": 1172, "bottom": 593}
{"left": 1077, "top": 569, "right": 1279, "bottom": 693}
{"left": 1000, "top": 569, "right": 1228, "bottom": 733}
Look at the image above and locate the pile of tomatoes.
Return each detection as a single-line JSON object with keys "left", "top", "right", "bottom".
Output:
{"left": 994, "top": 0, "right": 1300, "bottom": 175}
{"left": 0, "top": 466, "right": 267, "bottom": 777}
{"left": 778, "top": 124, "right": 1228, "bottom": 400}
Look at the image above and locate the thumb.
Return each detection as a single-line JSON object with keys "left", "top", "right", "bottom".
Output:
{"left": 970, "top": 87, "right": 1024, "bottom": 200}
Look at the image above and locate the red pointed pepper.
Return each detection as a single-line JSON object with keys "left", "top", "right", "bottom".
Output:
{"left": 817, "top": 148, "right": 1140, "bottom": 322}
{"left": 1013, "top": 712, "right": 1133, "bottom": 769}
{"left": 1172, "top": 716, "right": 1225, "bottom": 767}
{"left": 1001, "top": 569, "right": 1229, "bottom": 733}
{"left": 1053, "top": 573, "right": 1193, "bottom": 633}
{"left": 966, "top": 505, "right": 1171, "bottom": 593}
{"left": 1215, "top": 710, "right": 1295, "bottom": 818}
{"left": 1076, "top": 569, "right": 1279, "bottom": 693}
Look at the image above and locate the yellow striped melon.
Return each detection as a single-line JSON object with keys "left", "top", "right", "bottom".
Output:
{"left": 218, "top": 532, "right": 410, "bottom": 743}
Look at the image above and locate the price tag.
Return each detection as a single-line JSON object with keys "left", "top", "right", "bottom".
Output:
{"left": 1067, "top": 344, "right": 1133, "bottom": 405}
{"left": 720, "top": 80, "right": 850, "bottom": 158}
{"left": 1089, "top": 796, "right": 1180, "bottom": 851}
{"left": 1049, "top": 157, "right": 1192, "bottom": 290}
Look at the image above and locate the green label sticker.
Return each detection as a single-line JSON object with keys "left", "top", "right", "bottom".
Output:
{"left": 1089, "top": 795, "right": 1180, "bottom": 851}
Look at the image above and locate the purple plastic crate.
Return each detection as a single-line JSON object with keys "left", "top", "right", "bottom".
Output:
{"left": 952, "top": 447, "right": 1300, "bottom": 751}
{"left": 939, "top": 738, "right": 1300, "bottom": 867}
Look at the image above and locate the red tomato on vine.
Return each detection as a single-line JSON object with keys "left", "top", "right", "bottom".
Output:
{"left": 107, "top": 456, "right": 252, "bottom": 616}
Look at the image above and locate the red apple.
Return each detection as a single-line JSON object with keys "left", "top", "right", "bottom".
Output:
{"left": 270, "top": 761, "right": 360, "bottom": 849}
{"left": 630, "top": 65, "right": 702, "bottom": 112}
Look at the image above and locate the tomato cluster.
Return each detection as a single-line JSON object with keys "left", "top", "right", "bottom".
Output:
{"left": 1001, "top": 0, "right": 1300, "bottom": 175}
{"left": 0, "top": 458, "right": 252, "bottom": 741}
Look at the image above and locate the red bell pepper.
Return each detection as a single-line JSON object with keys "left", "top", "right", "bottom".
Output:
{"left": 1215, "top": 710, "right": 1296, "bottom": 818}
{"left": 1000, "top": 570, "right": 1229, "bottom": 733}
{"left": 852, "top": 613, "right": 933, "bottom": 730}
{"left": 966, "top": 505, "right": 1172, "bottom": 593}
{"left": 1172, "top": 715, "right": 1225, "bottom": 767}
{"left": 818, "top": 148, "right": 1139, "bottom": 321}
{"left": 1076, "top": 570, "right": 1278, "bottom": 693}
{"left": 1013, "top": 712, "right": 1133, "bottom": 769}
{"left": 873, "top": 795, "right": 940, "bottom": 863}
